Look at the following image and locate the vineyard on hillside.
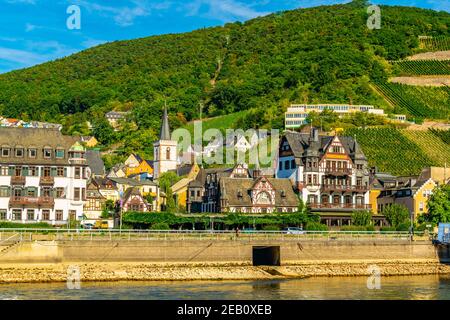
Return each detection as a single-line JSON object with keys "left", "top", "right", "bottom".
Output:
{"left": 402, "top": 130, "right": 450, "bottom": 166}
{"left": 418, "top": 35, "right": 450, "bottom": 52}
{"left": 343, "top": 128, "right": 434, "bottom": 176}
{"left": 393, "top": 60, "right": 450, "bottom": 75}
{"left": 429, "top": 128, "right": 450, "bottom": 144}
{"left": 373, "top": 82, "right": 450, "bottom": 120}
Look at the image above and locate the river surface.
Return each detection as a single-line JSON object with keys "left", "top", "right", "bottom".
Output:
{"left": 1, "top": 275, "right": 450, "bottom": 300}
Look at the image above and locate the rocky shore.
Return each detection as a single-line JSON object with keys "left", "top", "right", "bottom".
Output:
{"left": 1, "top": 259, "right": 449, "bottom": 284}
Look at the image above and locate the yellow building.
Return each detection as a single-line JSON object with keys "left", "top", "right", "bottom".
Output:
{"left": 126, "top": 159, "right": 154, "bottom": 177}
{"left": 171, "top": 163, "right": 200, "bottom": 210}
{"left": 80, "top": 136, "right": 99, "bottom": 147}
{"left": 377, "top": 178, "right": 437, "bottom": 220}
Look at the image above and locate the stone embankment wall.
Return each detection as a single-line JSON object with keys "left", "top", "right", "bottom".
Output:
{"left": 0, "top": 240, "right": 448, "bottom": 264}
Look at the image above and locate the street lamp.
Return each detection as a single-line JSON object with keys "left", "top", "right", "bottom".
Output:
{"left": 410, "top": 212, "right": 414, "bottom": 242}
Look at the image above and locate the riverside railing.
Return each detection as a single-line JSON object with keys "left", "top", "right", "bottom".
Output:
{"left": 0, "top": 229, "right": 429, "bottom": 242}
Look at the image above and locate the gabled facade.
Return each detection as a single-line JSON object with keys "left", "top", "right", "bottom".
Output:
{"left": 219, "top": 176, "right": 298, "bottom": 214}
{"left": 122, "top": 187, "right": 151, "bottom": 212}
{"left": 276, "top": 128, "right": 370, "bottom": 213}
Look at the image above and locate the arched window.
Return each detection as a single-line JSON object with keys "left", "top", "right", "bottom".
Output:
{"left": 166, "top": 147, "right": 170, "bottom": 160}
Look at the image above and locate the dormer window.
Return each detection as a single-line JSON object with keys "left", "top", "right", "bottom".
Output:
{"left": 55, "top": 149, "right": 65, "bottom": 159}
{"left": 15, "top": 147, "right": 24, "bottom": 158}
{"left": 1, "top": 147, "right": 10, "bottom": 157}
{"left": 43, "top": 148, "right": 52, "bottom": 159}
{"left": 28, "top": 148, "right": 37, "bottom": 158}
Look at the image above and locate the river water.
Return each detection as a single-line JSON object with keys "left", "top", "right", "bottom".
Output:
{"left": 1, "top": 275, "right": 449, "bottom": 300}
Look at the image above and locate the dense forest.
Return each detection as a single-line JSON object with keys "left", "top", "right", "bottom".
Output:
{"left": 0, "top": 0, "right": 449, "bottom": 159}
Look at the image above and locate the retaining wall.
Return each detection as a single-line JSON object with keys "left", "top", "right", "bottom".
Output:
{"left": 0, "top": 240, "right": 448, "bottom": 264}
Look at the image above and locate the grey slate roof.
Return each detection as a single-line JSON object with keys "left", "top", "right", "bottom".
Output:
{"left": 160, "top": 107, "right": 171, "bottom": 140}
{"left": 85, "top": 150, "right": 105, "bottom": 176}
{"left": 0, "top": 127, "right": 79, "bottom": 165}
{"left": 284, "top": 131, "right": 367, "bottom": 161}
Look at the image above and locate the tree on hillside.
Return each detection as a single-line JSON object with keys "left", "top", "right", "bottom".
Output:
{"left": 382, "top": 204, "right": 410, "bottom": 227}
{"left": 351, "top": 210, "right": 372, "bottom": 226}
{"left": 92, "top": 118, "right": 116, "bottom": 146}
{"left": 422, "top": 185, "right": 450, "bottom": 224}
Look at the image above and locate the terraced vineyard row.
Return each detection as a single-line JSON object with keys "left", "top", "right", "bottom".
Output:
{"left": 373, "top": 82, "right": 449, "bottom": 120}
{"left": 393, "top": 60, "right": 450, "bottom": 75}
{"left": 402, "top": 130, "right": 450, "bottom": 166}
{"left": 429, "top": 128, "right": 450, "bottom": 144}
{"left": 343, "top": 128, "right": 435, "bottom": 176}
{"left": 419, "top": 35, "right": 450, "bottom": 52}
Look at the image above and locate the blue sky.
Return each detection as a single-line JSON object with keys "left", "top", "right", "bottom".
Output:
{"left": 0, "top": 0, "right": 448, "bottom": 74}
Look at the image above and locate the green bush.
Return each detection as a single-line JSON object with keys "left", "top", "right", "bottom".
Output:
{"left": 396, "top": 221, "right": 411, "bottom": 232}
{"left": 365, "top": 225, "right": 376, "bottom": 232}
{"left": 150, "top": 222, "right": 171, "bottom": 230}
{"left": 0, "top": 222, "right": 52, "bottom": 229}
{"left": 262, "top": 224, "right": 280, "bottom": 231}
{"left": 305, "top": 222, "right": 328, "bottom": 231}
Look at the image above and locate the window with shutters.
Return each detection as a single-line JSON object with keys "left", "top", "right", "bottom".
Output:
{"left": 29, "top": 166, "right": 37, "bottom": 176}
{"left": 0, "top": 166, "right": 8, "bottom": 176}
{"left": 27, "top": 187, "right": 37, "bottom": 197}
{"left": 43, "top": 167, "right": 51, "bottom": 177}
{"left": 41, "top": 187, "right": 52, "bottom": 197}
{"left": 57, "top": 167, "right": 64, "bottom": 177}
{"left": 14, "top": 166, "right": 22, "bottom": 176}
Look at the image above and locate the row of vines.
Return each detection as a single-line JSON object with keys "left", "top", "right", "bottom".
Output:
{"left": 393, "top": 60, "right": 450, "bottom": 76}
{"left": 373, "top": 82, "right": 449, "bottom": 120}
{"left": 418, "top": 36, "right": 450, "bottom": 52}
{"left": 342, "top": 128, "right": 446, "bottom": 176}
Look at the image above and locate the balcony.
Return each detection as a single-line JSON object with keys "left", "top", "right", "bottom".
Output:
{"left": 9, "top": 196, "right": 55, "bottom": 208}
{"left": 324, "top": 168, "right": 352, "bottom": 176}
{"left": 10, "top": 176, "right": 26, "bottom": 185}
{"left": 321, "top": 184, "right": 368, "bottom": 193}
{"left": 309, "top": 203, "right": 372, "bottom": 211}
{"left": 40, "top": 176, "right": 55, "bottom": 186}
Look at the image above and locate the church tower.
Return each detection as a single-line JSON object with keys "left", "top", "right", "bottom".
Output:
{"left": 153, "top": 106, "right": 177, "bottom": 180}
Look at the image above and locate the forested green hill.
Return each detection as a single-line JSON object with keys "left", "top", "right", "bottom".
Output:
{"left": 0, "top": 1, "right": 448, "bottom": 159}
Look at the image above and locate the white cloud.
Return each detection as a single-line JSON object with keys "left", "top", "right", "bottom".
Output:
{"left": 184, "top": 0, "right": 269, "bottom": 22}
{"left": 72, "top": 0, "right": 172, "bottom": 27}
{"left": 0, "top": 47, "right": 43, "bottom": 65}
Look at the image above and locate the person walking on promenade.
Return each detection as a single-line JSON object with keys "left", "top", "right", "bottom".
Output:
{"left": 235, "top": 227, "right": 240, "bottom": 238}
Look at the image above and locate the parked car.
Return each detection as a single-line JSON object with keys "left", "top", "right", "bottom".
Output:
{"left": 242, "top": 228, "right": 256, "bottom": 234}
{"left": 284, "top": 227, "right": 305, "bottom": 235}
{"left": 81, "top": 223, "right": 94, "bottom": 230}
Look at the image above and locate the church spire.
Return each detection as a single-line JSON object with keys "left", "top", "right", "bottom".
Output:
{"left": 160, "top": 104, "right": 171, "bottom": 140}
